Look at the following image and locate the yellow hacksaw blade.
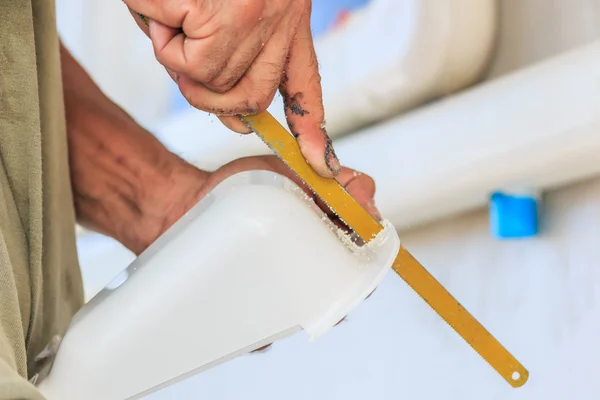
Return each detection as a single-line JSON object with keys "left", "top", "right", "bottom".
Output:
{"left": 132, "top": 10, "right": 528, "bottom": 389}
{"left": 242, "top": 111, "right": 529, "bottom": 388}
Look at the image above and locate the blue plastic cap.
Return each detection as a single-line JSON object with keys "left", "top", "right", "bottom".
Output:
{"left": 489, "top": 191, "right": 539, "bottom": 239}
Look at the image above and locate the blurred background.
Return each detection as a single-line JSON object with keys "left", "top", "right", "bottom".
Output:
{"left": 56, "top": 0, "right": 600, "bottom": 399}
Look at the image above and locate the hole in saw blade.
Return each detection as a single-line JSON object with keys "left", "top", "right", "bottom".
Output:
{"left": 511, "top": 371, "right": 520, "bottom": 380}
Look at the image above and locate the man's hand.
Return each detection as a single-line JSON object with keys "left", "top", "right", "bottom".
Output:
{"left": 144, "top": 154, "right": 382, "bottom": 255}
{"left": 60, "top": 41, "right": 379, "bottom": 255}
{"left": 198, "top": 155, "right": 381, "bottom": 219}
{"left": 125, "top": 0, "right": 341, "bottom": 178}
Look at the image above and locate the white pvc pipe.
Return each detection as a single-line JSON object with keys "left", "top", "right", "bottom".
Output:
{"left": 313, "top": 0, "right": 497, "bottom": 136}
{"left": 337, "top": 41, "right": 600, "bottom": 230}
{"left": 156, "top": 41, "right": 600, "bottom": 232}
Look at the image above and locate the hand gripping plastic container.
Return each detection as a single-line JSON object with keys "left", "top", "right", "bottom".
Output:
{"left": 37, "top": 170, "right": 400, "bottom": 400}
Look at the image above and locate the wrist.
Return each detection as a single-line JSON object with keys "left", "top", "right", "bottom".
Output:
{"left": 116, "top": 155, "right": 209, "bottom": 254}
{"left": 76, "top": 151, "right": 209, "bottom": 254}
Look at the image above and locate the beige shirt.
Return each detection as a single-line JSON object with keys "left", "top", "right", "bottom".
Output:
{"left": 0, "top": 0, "right": 84, "bottom": 398}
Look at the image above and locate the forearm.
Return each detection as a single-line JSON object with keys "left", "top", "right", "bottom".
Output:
{"left": 60, "top": 43, "right": 207, "bottom": 254}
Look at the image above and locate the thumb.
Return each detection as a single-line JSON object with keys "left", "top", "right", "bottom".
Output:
{"left": 280, "top": 9, "right": 341, "bottom": 178}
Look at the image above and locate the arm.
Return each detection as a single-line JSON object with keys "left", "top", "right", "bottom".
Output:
{"left": 60, "top": 43, "right": 208, "bottom": 255}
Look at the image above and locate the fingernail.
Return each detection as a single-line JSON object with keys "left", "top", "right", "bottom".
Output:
{"left": 373, "top": 209, "right": 383, "bottom": 222}
{"left": 324, "top": 136, "right": 342, "bottom": 176}
{"left": 370, "top": 201, "right": 383, "bottom": 222}
{"left": 147, "top": 19, "right": 157, "bottom": 34}
{"left": 166, "top": 69, "right": 179, "bottom": 83}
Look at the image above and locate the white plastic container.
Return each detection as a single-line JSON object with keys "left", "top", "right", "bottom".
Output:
{"left": 37, "top": 170, "right": 400, "bottom": 400}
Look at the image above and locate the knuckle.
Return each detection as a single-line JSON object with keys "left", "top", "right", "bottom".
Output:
{"left": 179, "top": 41, "right": 233, "bottom": 84}
{"left": 198, "top": 65, "right": 224, "bottom": 86}
{"left": 182, "top": 0, "right": 205, "bottom": 20}
{"left": 207, "top": 66, "right": 246, "bottom": 94}
{"left": 192, "top": 49, "right": 232, "bottom": 84}
{"left": 207, "top": 78, "right": 237, "bottom": 94}
{"left": 231, "top": 0, "right": 265, "bottom": 27}
{"left": 181, "top": 62, "right": 225, "bottom": 89}
{"left": 153, "top": 50, "right": 175, "bottom": 71}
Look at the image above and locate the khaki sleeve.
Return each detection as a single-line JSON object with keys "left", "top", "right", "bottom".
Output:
{"left": 0, "top": 329, "right": 45, "bottom": 400}
{"left": 0, "top": 362, "right": 46, "bottom": 400}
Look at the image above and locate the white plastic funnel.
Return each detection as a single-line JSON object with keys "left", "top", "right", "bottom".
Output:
{"left": 38, "top": 170, "right": 400, "bottom": 399}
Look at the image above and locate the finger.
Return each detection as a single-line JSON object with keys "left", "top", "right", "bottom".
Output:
{"left": 136, "top": 2, "right": 266, "bottom": 86}
{"left": 265, "top": 159, "right": 380, "bottom": 224}
{"left": 218, "top": 115, "right": 252, "bottom": 134}
{"left": 125, "top": 0, "right": 261, "bottom": 36}
{"left": 129, "top": 8, "right": 236, "bottom": 85}
{"left": 337, "top": 168, "right": 381, "bottom": 221}
{"left": 202, "top": 2, "right": 293, "bottom": 92}
{"left": 148, "top": 18, "right": 238, "bottom": 85}
{"left": 127, "top": 12, "right": 184, "bottom": 83}
{"left": 280, "top": 6, "right": 339, "bottom": 178}
{"left": 311, "top": 168, "right": 381, "bottom": 234}
{"left": 177, "top": 27, "right": 290, "bottom": 117}
{"left": 277, "top": 161, "right": 381, "bottom": 227}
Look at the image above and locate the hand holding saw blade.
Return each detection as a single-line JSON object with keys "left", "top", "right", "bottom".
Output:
{"left": 134, "top": 11, "right": 528, "bottom": 389}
